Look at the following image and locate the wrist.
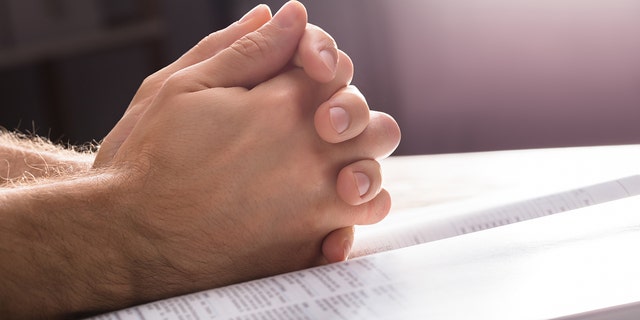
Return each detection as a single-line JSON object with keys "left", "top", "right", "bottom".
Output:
{"left": 0, "top": 170, "right": 140, "bottom": 317}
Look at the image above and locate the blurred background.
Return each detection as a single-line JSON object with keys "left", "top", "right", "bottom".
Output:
{"left": 1, "top": 0, "right": 639, "bottom": 155}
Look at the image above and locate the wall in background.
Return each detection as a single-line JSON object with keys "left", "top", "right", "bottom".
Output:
{"left": 238, "top": 0, "right": 640, "bottom": 155}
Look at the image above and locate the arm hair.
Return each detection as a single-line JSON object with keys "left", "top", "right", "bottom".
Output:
{"left": 0, "top": 130, "right": 95, "bottom": 186}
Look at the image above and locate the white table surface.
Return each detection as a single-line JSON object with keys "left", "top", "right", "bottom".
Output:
{"left": 382, "top": 144, "right": 640, "bottom": 211}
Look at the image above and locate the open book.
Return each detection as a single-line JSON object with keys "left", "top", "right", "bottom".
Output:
{"left": 94, "top": 175, "right": 640, "bottom": 319}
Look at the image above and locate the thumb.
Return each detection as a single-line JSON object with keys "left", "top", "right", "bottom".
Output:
{"left": 185, "top": 1, "right": 308, "bottom": 90}
{"left": 321, "top": 226, "right": 355, "bottom": 263}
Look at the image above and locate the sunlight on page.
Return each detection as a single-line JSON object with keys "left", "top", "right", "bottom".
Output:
{"left": 352, "top": 175, "right": 640, "bottom": 258}
{"left": 381, "top": 146, "right": 640, "bottom": 211}
{"left": 386, "top": 196, "right": 640, "bottom": 319}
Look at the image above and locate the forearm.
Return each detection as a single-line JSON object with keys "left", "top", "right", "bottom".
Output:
{"left": 0, "top": 131, "right": 95, "bottom": 185}
{"left": 0, "top": 173, "right": 137, "bottom": 318}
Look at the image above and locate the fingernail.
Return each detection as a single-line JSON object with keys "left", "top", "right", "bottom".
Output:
{"left": 239, "top": 4, "right": 267, "bottom": 24}
{"left": 319, "top": 48, "right": 338, "bottom": 75}
{"left": 272, "top": 1, "right": 300, "bottom": 28}
{"left": 354, "top": 172, "right": 370, "bottom": 197}
{"left": 329, "top": 107, "right": 349, "bottom": 134}
{"left": 343, "top": 239, "right": 352, "bottom": 260}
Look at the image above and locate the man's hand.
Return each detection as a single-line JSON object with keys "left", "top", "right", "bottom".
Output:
{"left": 103, "top": 0, "right": 398, "bottom": 307}
{"left": 94, "top": 5, "right": 342, "bottom": 169}
{"left": 0, "top": 2, "right": 400, "bottom": 318}
{"left": 93, "top": 3, "right": 387, "bottom": 264}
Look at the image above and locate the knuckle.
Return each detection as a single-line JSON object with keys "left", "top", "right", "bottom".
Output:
{"left": 337, "top": 50, "right": 355, "bottom": 84}
{"left": 191, "top": 31, "right": 219, "bottom": 55}
{"left": 140, "top": 73, "right": 161, "bottom": 90}
{"left": 342, "top": 89, "right": 368, "bottom": 108}
{"left": 230, "top": 31, "right": 272, "bottom": 61}
{"left": 161, "top": 70, "right": 198, "bottom": 95}
{"left": 345, "top": 85, "right": 366, "bottom": 100}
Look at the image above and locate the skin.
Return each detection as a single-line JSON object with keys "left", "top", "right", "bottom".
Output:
{"left": 0, "top": 5, "right": 364, "bottom": 263}
{"left": 0, "top": 2, "right": 400, "bottom": 318}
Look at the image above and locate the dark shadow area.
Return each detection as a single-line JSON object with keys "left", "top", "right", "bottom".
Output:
{"left": 0, "top": 0, "right": 235, "bottom": 145}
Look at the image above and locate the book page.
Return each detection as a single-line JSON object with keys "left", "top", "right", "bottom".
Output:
{"left": 351, "top": 175, "right": 640, "bottom": 257}
{"left": 94, "top": 195, "right": 640, "bottom": 319}
{"left": 92, "top": 258, "right": 410, "bottom": 320}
